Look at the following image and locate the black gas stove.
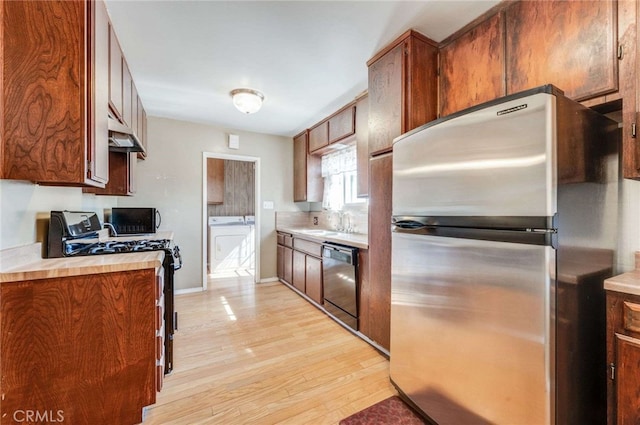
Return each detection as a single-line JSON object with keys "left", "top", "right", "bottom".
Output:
{"left": 64, "top": 238, "right": 173, "bottom": 256}
{"left": 47, "top": 210, "right": 180, "bottom": 374}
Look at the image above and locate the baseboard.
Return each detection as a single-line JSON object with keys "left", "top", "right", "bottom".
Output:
{"left": 175, "top": 287, "right": 204, "bottom": 295}
{"left": 258, "top": 277, "right": 279, "bottom": 283}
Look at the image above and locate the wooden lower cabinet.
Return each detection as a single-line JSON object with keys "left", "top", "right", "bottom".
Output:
{"left": 277, "top": 235, "right": 324, "bottom": 305}
{"left": 607, "top": 291, "right": 640, "bottom": 424}
{"left": 277, "top": 233, "right": 293, "bottom": 285}
{"left": 0, "top": 268, "right": 158, "bottom": 425}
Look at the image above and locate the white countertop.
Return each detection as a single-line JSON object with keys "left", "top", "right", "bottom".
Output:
{"left": 604, "top": 252, "right": 640, "bottom": 296}
{"left": 277, "top": 226, "right": 368, "bottom": 250}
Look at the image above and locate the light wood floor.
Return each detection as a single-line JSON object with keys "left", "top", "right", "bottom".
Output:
{"left": 142, "top": 277, "right": 396, "bottom": 424}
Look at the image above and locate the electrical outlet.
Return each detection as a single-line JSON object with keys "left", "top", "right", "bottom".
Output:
{"left": 313, "top": 216, "right": 319, "bottom": 225}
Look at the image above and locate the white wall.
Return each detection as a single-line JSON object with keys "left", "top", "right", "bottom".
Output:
{"left": 0, "top": 180, "right": 117, "bottom": 251}
{"left": 117, "top": 116, "right": 300, "bottom": 291}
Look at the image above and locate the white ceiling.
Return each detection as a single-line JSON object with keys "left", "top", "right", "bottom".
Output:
{"left": 105, "top": 0, "right": 501, "bottom": 137}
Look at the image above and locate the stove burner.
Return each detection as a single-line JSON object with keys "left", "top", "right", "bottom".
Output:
{"left": 63, "top": 239, "right": 171, "bottom": 256}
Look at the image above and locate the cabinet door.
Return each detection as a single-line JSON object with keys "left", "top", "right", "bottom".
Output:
{"left": 137, "top": 96, "right": 147, "bottom": 159}
{"left": 283, "top": 246, "right": 293, "bottom": 284}
{"left": 293, "top": 132, "right": 308, "bottom": 202}
{"left": 305, "top": 256, "right": 323, "bottom": 305}
{"left": 506, "top": 0, "right": 617, "bottom": 101}
{"left": 122, "top": 60, "right": 133, "bottom": 127}
{"left": 2, "top": 0, "right": 108, "bottom": 186}
{"left": 615, "top": 333, "right": 640, "bottom": 424}
{"left": 109, "top": 24, "right": 123, "bottom": 119}
{"left": 309, "top": 121, "right": 329, "bottom": 152}
{"left": 328, "top": 105, "right": 355, "bottom": 144}
{"left": 292, "top": 250, "right": 306, "bottom": 292}
{"left": 368, "top": 43, "right": 403, "bottom": 156}
{"left": 277, "top": 244, "right": 285, "bottom": 280}
{"left": 440, "top": 12, "right": 505, "bottom": 117}
{"left": 293, "top": 132, "right": 323, "bottom": 202}
{"left": 365, "top": 153, "right": 393, "bottom": 349}
{"left": 88, "top": 0, "right": 110, "bottom": 185}
{"left": 207, "top": 158, "right": 224, "bottom": 204}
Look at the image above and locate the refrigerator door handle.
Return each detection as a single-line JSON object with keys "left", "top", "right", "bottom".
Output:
{"left": 392, "top": 219, "right": 428, "bottom": 230}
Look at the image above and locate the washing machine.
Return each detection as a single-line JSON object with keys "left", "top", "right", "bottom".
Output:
{"left": 208, "top": 216, "right": 255, "bottom": 274}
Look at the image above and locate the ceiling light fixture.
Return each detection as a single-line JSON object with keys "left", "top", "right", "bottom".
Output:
{"left": 230, "top": 88, "right": 265, "bottom": 114}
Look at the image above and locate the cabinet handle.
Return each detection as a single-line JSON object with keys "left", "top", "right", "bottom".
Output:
{"left": 610, "top": 362, "right": 615, "bottom": 380}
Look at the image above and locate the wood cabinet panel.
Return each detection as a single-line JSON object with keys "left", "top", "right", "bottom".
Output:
{"left": 293, "top": 132, "right": 308, "bottom": 202}
{"left": 616, "top": 333, "right": 640, "bottom": 424}
{"left": 506, "top": 0, "right": 617, "bottom": 101}
{"left": 277, "top": 244, "right": 285, "bottom": 280}
{"left": 309, "top": 121, "right": 329, "bottom": 152}
{"left": 365, "top": 153, "right": 393, "bottom": 350}
{"left": 2, "top": 0, "right": 109, "bottom": 186}
{"left": 283, "top": 246, "right": 293, "bottom": 285}
{"left": 440, "top": 12, "right": 505, "bottom": 117}
{"left": 607, "top": 290, "right": 640, "bottom": 424}
{"left": 292, "top": 250, "right": 306, "bottom": 293}
{"left": 355, "top": 94, "right": 369, "bottom": 198}
{"left": 0, "top": 269, "right": 157, "bottom": 425}
{"left": 293, "top": 131, "right": 323, "bottom": 202}
{"left": 367, "top": 30, "right": 438, "bottom": 156}
{"left": 368, "top": 43, "right": 403, "bottom": 156}
{"left": 207, "top": 158, "right": 224, "bottom": 204}
{"left": 137, "top": 96, "right": 147, "bottom": 159}
{"left": 122, "top": 59, "right": 133, "bottom": 127}
{"left": 405, "top": 34, "right": 439, "bottom": 132}
{"left": 328, "top": 104, "right": 356, "bottom": 144}
{"left": 109, "top": 23, "right": 123, "bottom": 119}
{"left": 293, "top": 238, "right": 322, "bottom": 257}
{"left": 305, "top": 255, "right": 323, "bottom": 305}
{"left": 85, "top": 151, "right": 136, "bottom": 196}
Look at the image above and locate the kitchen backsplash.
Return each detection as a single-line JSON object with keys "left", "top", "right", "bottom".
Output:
{"left": 276, "top": 202, "right": 368, "bottom": 235}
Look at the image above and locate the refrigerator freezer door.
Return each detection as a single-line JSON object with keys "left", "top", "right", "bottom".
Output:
{"left": 390, "top": 232, "right": 554, "bottom": 424}
{"left": 393, "top": 92, "right": 556, "bottom": 217}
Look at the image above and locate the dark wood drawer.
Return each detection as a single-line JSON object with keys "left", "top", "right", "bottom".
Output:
{"left": 293, "top": 238, "right": 322, "bottom": 257}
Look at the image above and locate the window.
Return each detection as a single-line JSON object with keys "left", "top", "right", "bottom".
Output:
{"left": 321, "top": 146, "right": 363, "bottom": 210}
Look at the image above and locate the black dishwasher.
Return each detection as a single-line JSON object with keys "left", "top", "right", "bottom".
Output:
{"left": 322, "top": 243, "right": 359, "bottom": 330}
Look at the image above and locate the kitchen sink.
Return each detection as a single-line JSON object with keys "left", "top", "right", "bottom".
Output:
{"left": 299, "top": 229, "right": 339, "bottom": 236}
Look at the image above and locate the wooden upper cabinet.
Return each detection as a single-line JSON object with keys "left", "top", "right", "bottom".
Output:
{"left": 293, "top": 131, "right": 323, "bottom": 202}
{"left": 367, "top": 30, "right": 438, "bottom": 156}
{"left": 440, "top": 12, "right": 506, "bottom": 117}
{"left": 505, "top": 0, "right": 617, "bottom": 101}
{"left": 293, "top": 132, "right": 308, "bottom": 202}
{"left": 308, "top": 121, "right": 329, "bottom": 153}
{"left": 2, "top": 0, "right": 109, "bottom": 186}
{"left": 207, "top": 158, "right": 225, "bottom": 204}
{"left": 328, "top": 104, "right": 356, "bottom": 144}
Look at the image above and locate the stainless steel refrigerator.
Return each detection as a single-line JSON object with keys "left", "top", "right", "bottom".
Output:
{"left": 390, "top": 85, "right": 619, "bottom": 424}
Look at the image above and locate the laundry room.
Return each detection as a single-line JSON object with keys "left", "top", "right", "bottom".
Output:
{"left": 206, "top": 157, "right": 256, "bottom": 278}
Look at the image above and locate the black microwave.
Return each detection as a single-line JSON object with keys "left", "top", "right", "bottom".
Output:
{"left": 110, "top": 207, "right": 160, "bottom": 235}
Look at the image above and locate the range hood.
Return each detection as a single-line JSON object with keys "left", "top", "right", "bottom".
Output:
{"left": 108, "top": 117, "right": 146, "bottom": 154}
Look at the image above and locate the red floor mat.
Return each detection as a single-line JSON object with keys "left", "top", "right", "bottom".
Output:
{"left": 339, "top": 396, "right": 427, "bottom": 425}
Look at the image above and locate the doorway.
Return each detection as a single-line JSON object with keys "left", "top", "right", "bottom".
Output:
{"left": 202, "top": 152, "right": 260, "bottom": 289}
